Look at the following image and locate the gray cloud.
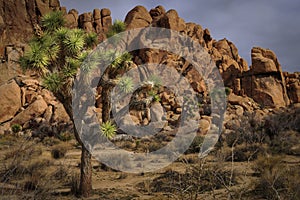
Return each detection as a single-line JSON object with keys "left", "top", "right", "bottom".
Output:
{"left": 60, "top": 0, "right": 300, "bottom": 72}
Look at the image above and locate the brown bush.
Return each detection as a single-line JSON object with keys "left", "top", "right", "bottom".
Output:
{"left": 252, "top": 155, "right": 300, "bottom": 199}
{"left": 51, "top": 144, "right": 68, "bottom": 159}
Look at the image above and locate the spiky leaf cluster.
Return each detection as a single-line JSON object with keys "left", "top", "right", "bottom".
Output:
{"left": 20, "top": 11, "right": 98, "bottom": 93}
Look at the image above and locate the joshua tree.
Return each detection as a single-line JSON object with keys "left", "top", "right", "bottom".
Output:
{"left": 20, "top": 11, "right": 133, "bottom": 197}
{"left": 20, "top": 12, "right": 133, "bottom": 197}
{"left": 20, "top": 11, "right": 97, "bottom": 197}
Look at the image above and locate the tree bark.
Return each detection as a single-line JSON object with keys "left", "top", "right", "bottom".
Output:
{"left": 56, "top": 91, "right": 93, "bottom": 197}
{"left": 79, "top": 145, "right": 92, "bottom": 197}
{"left": 102, "top": 85, "right": 113, "bottom": 123}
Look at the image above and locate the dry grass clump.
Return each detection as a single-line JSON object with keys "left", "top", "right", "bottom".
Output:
{"left": 251, "top": 155, "right": 300, "bottom": 200}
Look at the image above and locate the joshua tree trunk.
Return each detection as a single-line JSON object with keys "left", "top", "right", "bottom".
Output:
{"left": 56, "top": 92, "right": 93, "bottom": 197}
{"left": 102, "top": 84, "right": 113, "bottom": 123}
{"left": 79, "top": 145, "right": 92, "bottom": 197}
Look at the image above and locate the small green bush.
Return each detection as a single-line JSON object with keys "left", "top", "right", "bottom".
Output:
{"left": 225, "top": 87, "right": 231, "bottom": 96}
{"left": 186, "top": 136, "right": 204, "bottom": 154}
{"left": 11, "top": 124, "right": 22, "bottom": 133}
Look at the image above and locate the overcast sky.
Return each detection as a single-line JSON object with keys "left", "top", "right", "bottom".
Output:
{"left": 60, "top": 0, "right": 300, "bottom": 72}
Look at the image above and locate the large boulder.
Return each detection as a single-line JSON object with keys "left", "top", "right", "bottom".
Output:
{"left": 149, "top": 5, "right": 166, "bottom": 22}
{"left": 288, "top": 82, "right": 300, "bottom": 103}
{"left": 241, "top": 47, "right": 290, "bottom": 108}
{"left": 78, "top": 12, "right": 94, "bottom": 33}
{"left": 0, "top": 80, "right": 21, "bottom": 123}
{"left": 154, "top": 9, "right": 186, "bottom": 32}
{"left": 251, "top": 47, "right": 280, "bottom": 74}
{"left": 214, "top": 39, "right": 238, "bottom": 61}
{"left": 11, "top": 95, "right": 48, "bottom": 125}
{"left": 35, "top": 0, "right": 52, "bottom": 16}
{"left": 65, "top": 9, "right": 79, "bottom": 29}
{"left": 125, "top": 6, "right": 152, "bottom": 29}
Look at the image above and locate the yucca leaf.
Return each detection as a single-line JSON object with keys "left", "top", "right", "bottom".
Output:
{"left": 100, "top": 121, "right": 117, "bottom": 139}
{"left": 43, "top": 72, "right": 63, "bottom": 92}
{"left": 117, "top": 76, "right": 134, "bottom": 94}
{"left": 41, "top": 11, "right": 65, "bottom": 32}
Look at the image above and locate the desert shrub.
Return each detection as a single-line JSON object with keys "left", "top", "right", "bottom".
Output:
{"left": 118, "top": 140, "right": 135, "bottom": 150}
{"left": 24, "top": 174, "right": 40, "bottom": 191}
{"left": 148, "top": 142, "right": 164, "bottom": 152}
{"left": 0, "top": 134, "right": 18, "bottom": 146}
{"left": 11, "top": 124, "right": 22, "bottom": 133}
{"left": 285, "top": 166, "right": 300, "bottom": 199}
{"left": 265, "top": 107, "right": 300, "bottom": 138}
{"left": 26, "top": 159, "right": 52, "bottom": 175}
{"left": 51, "top": 144, "right": 68, "bottom": 159}
{"left": 224, "top": 131, "right": 244, "bottom": 147}
{"left": 252, "top": 155, "right": 300, "bottom": 199}
{"left": 42, "top": 137, "right": 61, "bottom": 146}
{"left": 185, "top": 136, "right": 204, "bottom": 154}
{"left": 147, "top": 163, "right": 236, "bottom": 199}
{"left": 58, "top": 131, "right": 73, "bottom": 141}
{"left": 222, "top": 144, "right": 264, "bottom": 162}
{"left": 53, "top": 164, "right": 68, "bottom": 180}
{"left": 69, "top": 173, "right": 80, "bottom": 196}
{"left": 1, "top": 139, "right": 44, "bottom": 183}
{"left": 268, "top": 130, "right": 299, "bottom": 155}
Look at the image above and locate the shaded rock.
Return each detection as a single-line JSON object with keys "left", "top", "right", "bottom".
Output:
{"left": 11, "top": 96, "right": 47, "bottom": 125}
{"left": 228, "top": 93, "right": 255, "bottom": 111}
{"left": 101, "top": 8, "right": 111, "bottom": 17}
{"left": 125, "top": 6, "right": 152, "bottom": 29}
{"left": 150, "top": 102, "right": 165, "bottom": 122}
{"left": 286, "top": 72, "right": 300, "bottom": 104}
{"left": 243, "top": 75, "right": 288, "bottom": 108}
{"left": 150, "top": 5, "right": 166, "bottom": 21}
{"left": 155, "top": 9, "right": 185, "bottom": 32}
{"left": 79, "top": 12, "right": 92, "bottom": 23}
{"left": 49, "top": 0, "right": 60, "bottom": 7}
{"left": 287, "top": 82, "right": 300, "bottom": 103}
{"left": 93, "top": 9, "right": 101, "bottom": 20}
{"left": 78, "top": 12, "right": 95, "bottom": 33}
{"left": 184, "top": 23, "right": 205, "bottom": 47}
{"left": 65, "top": 9, "right": 79, "bottom": 28}
{"left": 0, "top": 80, "right": 21, "bottom": 123}
{"left": 35, "top": 0, "right": 51, "bottom": 16}
{"left": 52, "top": 103, "right": 70, "bottom": 123}
{"left": 101, "top": 15, "right": 112, "bottom": 30}
{"left": 44, "top": 105, "right": 53, "bottom": 122}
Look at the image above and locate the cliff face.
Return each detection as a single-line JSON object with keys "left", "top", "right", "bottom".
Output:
{"left": 0, "top": 0, "right": 113, "bottom": 84}
{"left": 0, "top": 0, "right": 61, "bottom": 83}
{"left": 0, "top": 0, "right": 61, "bottom": 57}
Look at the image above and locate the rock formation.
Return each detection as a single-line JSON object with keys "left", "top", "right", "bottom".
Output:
{"left": 0, "top": 2, "right": 299, "bottom": 136}
{"left": 0, "top": 76, "right": 70, "bottom": 135}
{"left": 0, "top": 0, "right": 112, "bottom": 84}
{"left": 240, "top": 47, "right": 290, "bottom": 108}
